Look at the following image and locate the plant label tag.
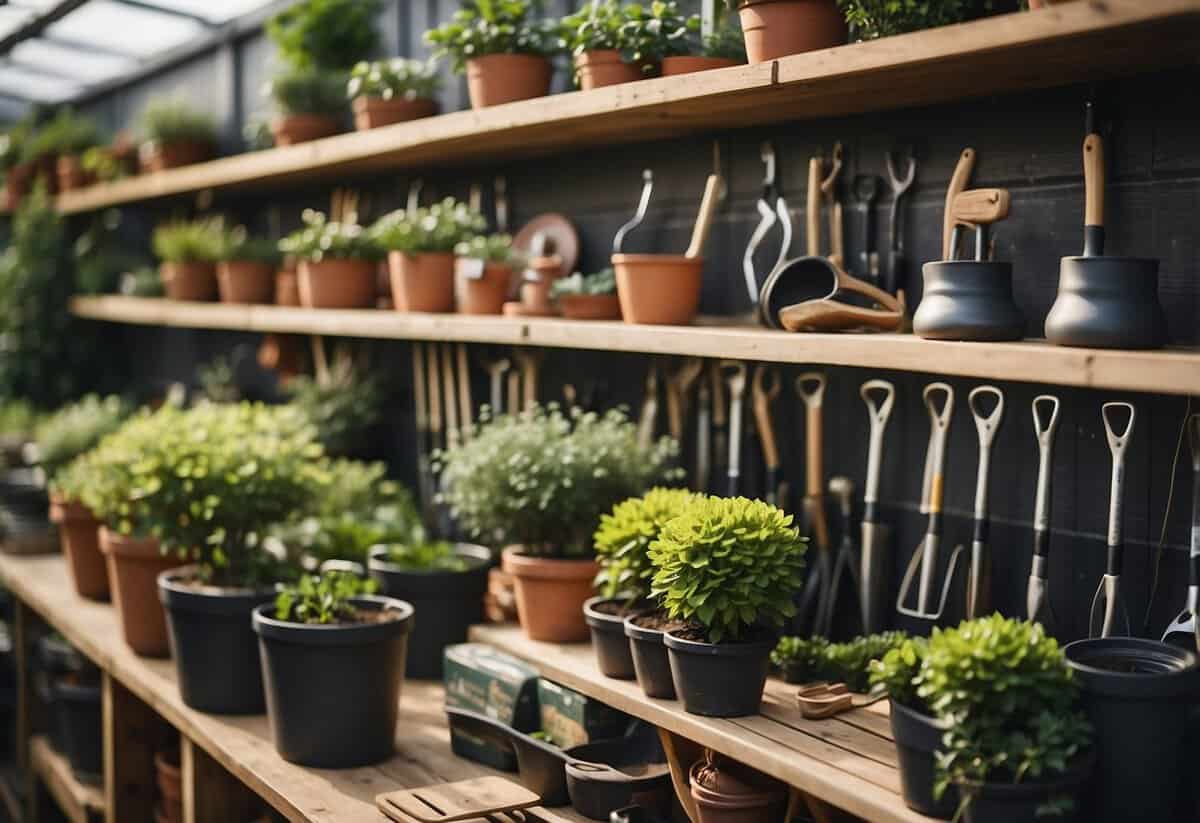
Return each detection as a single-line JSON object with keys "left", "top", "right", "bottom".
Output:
{"left": 457, "top": 257, "right": 486, "bottom": 281}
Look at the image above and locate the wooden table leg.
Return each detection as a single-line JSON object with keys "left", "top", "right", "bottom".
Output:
{"left": 182, "top": 737, "right": 260, "bottom": 823}
{"left": 657, "top": 729, "right": 703, "bottom": 823}
{"left": 14, "top": 599, "right": 35, "bottom": 778}
{"left": 103, "top": 673, "right": 162, "bottom": 823}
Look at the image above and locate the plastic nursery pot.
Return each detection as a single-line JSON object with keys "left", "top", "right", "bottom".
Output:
{"left": 252, "top": 595, "right": 413, "bottom": 767}
{"left": 367, "top": 543, "right": 491, "bottom": 679}
{"left": 53, "top": 677, "right": 102, "bottom": 782}
{"left": 48, "top": 495, "right": 108, "bottom": 601}
{"left": 612, "top": 254, "right": 703, "bottom": 325}
{"left": 912, "top": 261, "right": 1025, "bottom": 341}
{"left": 575, "top": 51, "right": 646, "bottom": 90}
{"left": 458, "top": 262, "right": 513, "bottom": 315}
{"left": 737, "top": 0, "right": 846, "bottom": 64}
{"left": 155, "top": 748, "right": 182, "bottom": 823}
{"left": 158, "top": 567, "right": 275, "bottom": 714}
{"left": 624, "top": 612, "right": 677, "bottom": 699}
{"left": 1044, "top": 256, "right": 1167, "bottom": 349}
{"left": 501, "top": 547, "right": 598, "bottom": 643}
{"left": 140, "top": 140, "right": 212, "bottom": 173}
{"left": 465, "top": 54, "right": 554, "bottom": 109}
{"left": 297, "top": 259, "right": 377, "bottom": 309}
{"left": 99, "top": 527, "right": 186, "bottom": 657}
{"left": 275, "top": 268, "right": 301, "bottom": 306}
{"left": 1064, "top": 638, "right": 1200, "bottom": 823}
{"left": 663, "top": 628, "right": 774, "bottom": 717}
{"left": 689, "top": 759, "right": 787, "bottom": 823}
{"left": 160, "top": 261, "right": 218, "bottom": 302}
{"left": 56, "top": 154, "right": 93, "bottom": 192}
{"left": 889, "top": 700, "right": 956, "bottom": 819}
{"left": 558, "top": 293, "right": 622, "bottom": 321}
{"left": 388, "top": 251, "right": 456, "bottom": 312}
{"left": 956, "top": 758, "right": 1092, "bottom": 823}
{"left": 270, "top": 114, "right": 340, "bottom": 146}
{"left": 583, "top": 597, "right": 641, "bottom": 680}
{"left": 216, "top": 260, "right": 276, "bottom": 305}
{"left": 352, "top": 96, "right": 439, "bottom": 131}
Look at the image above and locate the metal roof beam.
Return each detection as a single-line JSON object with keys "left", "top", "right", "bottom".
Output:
{"left": 108, "top": 0, "right": 217, "bottom": 26}
{"left": 0, "top": 0, "right": 90, "bottom": 55}
{"left": 37, "top": 32, "right": 143, "bottom": 58}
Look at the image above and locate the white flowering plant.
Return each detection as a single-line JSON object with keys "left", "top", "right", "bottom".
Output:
{"left": 278, "top": 209, "right": 383, "bottom": 261}
{"left": 369, "top": 197, "right": 486, "bottom": 255}
{"left": 348, "top": 58, "right": 442, "bottom": 102}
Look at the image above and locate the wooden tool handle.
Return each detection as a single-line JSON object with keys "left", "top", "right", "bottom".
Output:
{"left": 807, "top": 157, "right": 822, "bottom": 257}
{"left": 685, "top": 174, "right": 723, "bottom": 258}
{"left": 1084, "top": 133, "right": 1104, "bottom": 228}
{"left": 778, "top": 300, "right": 904, "bottom": 333}
{"left": 952, "top": 188, "right": 1011, "bottom": 225}
{"left": 943, "top": 148, "right": 976, "bottom": 258}
{"left": 442, "top": 344, "right": 459, "bottom": 448}
{"left": 456, "top": 344, "right": 472, "bottom": 440}
{"left": 830, "top": 200, "right": 845, "bottom": 269}
{"left": 804, "top": 401, "right": 823, "bottom": 496}
{"left": 426, "top": 344, "right": 442, "bottom": 434}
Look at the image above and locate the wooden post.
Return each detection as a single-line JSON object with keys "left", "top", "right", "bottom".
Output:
{"left": 181, "top": 737, "right": 260, "bottom": 823}
{"left": 657, "top": 729, "right": 703, "bottom": 823}
{"left": 103, "top": 674, "right": 162, "bottom": 823}
{"left": 13, "top": 599, "right": 34, "bottom": 777}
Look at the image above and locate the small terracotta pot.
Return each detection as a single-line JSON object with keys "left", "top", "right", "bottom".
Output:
{"left": 56, "top": 155, "right": 93, "bottom": 192}
{"left": 575, "top": 50, "right": 646, "bottom": 90}
{"left": 217, "top": 260, "right": 275, "bottom": 304}
{"left": 519, "top": 255, "right": 563, "bottom": 315}
{"left": 275, "top": 269, "right": 301, "bottom": 306}
{"left": 661, "top": 56, "right": 741, "bottom": 76}
{"left": 160, "top": 262, "right": 218, "bottom": 302}
{"left": 271, "top": 114, "right": 340, "bottom": 147}
{"left": 737, "top": 0, "right": 846, "bottom": 64}
{"left": 501, "top": 547, "right": 598, "bottom": 643}
{"left": 690, "top": 760, "right": 787, "bottom": 823}
{"left": 140, "top": 140, "right": 213, "bottom": 173}
{"left": 612, "top": 253, "right": 703, "bottom": 325}
{"left": 558, "top": 293, "right": 623, "bottom": 320}
{"left": 298, "top": 259, "right": 377, "bottom": 309}
{"left": 99, "top": 527, "right": 185, "bottom": 657}
{"left": 49, "top": 495, "right": 108, "bottom": 601}
{"left": 352, "top": 96, "right": 439, "bottom": 131}
{"left": 33, "top": 154, "right": 59, "bottom": 194}
{"left": 155, "top": 748, "right": 182, "bottom": 823}
{"left": 466, "top": 54, "right": 553, "bottom": 109}
{"left": 388, "top": 251, "right": 456, "bottom": 312}
{"left": 458, "top": 262, "right": 513, "bottom": 315}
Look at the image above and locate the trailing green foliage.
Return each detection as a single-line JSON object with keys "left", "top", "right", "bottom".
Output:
{"left": 268, "top": 67, "right": 349, "bottom": 117}
{"left": 384, "top": 540, "right": 470, "bottom": 572}
{"left": 284, "top": 364, "right": 383, "bottom": 456}
{"left": 560, "top": 0, "right": 697, "bottom": 71}
{"left": 455, "top": 233, "right": 519, "bottom": 265}
{"left": 152, "top": 217, "right": 226, "bottom": 264}
{"left": 773, "top": 631, "right": 907, "bottom": 692}
{"left": 370, "top": 197, "right": 486, "bottom": 254}
{"left": 139, "top": 99, "right": 217, "bottom": 146}
{"left": 550, "top": 268, "right": 616, "bottom": 297}
{"left": 836, "top": 0, "right": 1005, "bottom": 40}
{"left": 425, "top": 0, "right": 560, "bottom": 74}
{"left": 267, "top": 0, "right": 381, "bottom": 71}
{"left": 593, "top": 487, "right": 697, "bottom": 600}
{"left": 35, "top": 394, "right": 130, "bottom": 481}
{"left": 274, "top": 570, "right": 379, "bottom": 624}
{"left": 348, "top": 58, "right": 441, "bottom": 101}
{"left": 868, "top": 635, "right": 930, "bottom": 712}
{"left": 648, "top": 496, "right": 807, "bottom": 643}
{"left": 278, "top": 209, "right": 382, "bottom": 261}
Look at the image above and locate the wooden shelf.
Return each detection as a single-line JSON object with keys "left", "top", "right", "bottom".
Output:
{"left": 471, "top": 624, "right": 930, "bottom": 823}
{"left": 73, "top": 295, "right": 1200, "bottom": 396}
{"left": 29, "top": 735, "right": 104, "bottom": 823}
{"left": 44, "top": 0, "right": 1200, "bottom": 215}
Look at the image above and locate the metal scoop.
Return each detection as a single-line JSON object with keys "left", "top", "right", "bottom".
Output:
{"left": 1090, "top": 401, "right": 1135, "bottom": 638}
{"left": 1162, "top": 414, "right": 1200, "bottom": 650}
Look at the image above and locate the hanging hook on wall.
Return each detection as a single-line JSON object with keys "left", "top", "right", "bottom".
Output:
{"left": 407, "top": 179, "right": 424, "bottom": 217}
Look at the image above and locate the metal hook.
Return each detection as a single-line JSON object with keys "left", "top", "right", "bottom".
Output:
{"left": 406, "top": 179, "right": 424, "bottom": 217}
{"left": 494, "top": 176, "right": 508, "bottom": 233}
{"left": 613, "top": 169, "right": 654, "bottom": 254}
{"left": 761, "top": 141, "right": 777, "bottom": 189}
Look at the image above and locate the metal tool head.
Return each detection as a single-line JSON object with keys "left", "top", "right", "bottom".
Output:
{"left": 852, "top": 175, "right": 881, "bottom": 205}
{"left": 613, "top": 169, "right": 653, "bottom": 254}
{"left": 968, "top": 385, "right": 1005, "bottom": 449}
{"left": 795, "top": 372, "right": 826, "bottom": 407}
{"left": 1101, "top": 401, "right": 1136, "bottom": 460}
{"left": 828, "top": 476, "right": 854, "bottom": 509}
{"left": 896, "top": 541, "right": 966, "bottom": 622}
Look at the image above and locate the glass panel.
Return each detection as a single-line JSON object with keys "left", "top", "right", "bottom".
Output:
{"left": 0, "top": 65, "right": 81, "bottom": 102}
{"left": 135, "top": 0, "right": 274, "bottom": 23}
{"left": 45, "top": 0, "right": 204, "bottom": 58}
{"left": 9, "top": 38, "right": 136, "bottom": 81}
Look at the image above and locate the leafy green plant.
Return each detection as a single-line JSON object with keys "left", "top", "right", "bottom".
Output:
{"left": 383, "top": 540, "right": 469, "bottom": 572}
{"left": 215, "top": 225, "right": 282, "bottom": 264}
{"left": 0, "top": 400, "right": 39, "bottom": 441}
{"left": 771, "top": 635, "right": 829, "bottom": 678}
{"left": 21, "top": 109, "right": 101, "bottom": 161}
{"left": 648, "top": 496, "right": 806, "bottom": 643}
{"left": 774, "top": 632, "right": 907, "bottom": 692}
{"left": 81, "top": 146, "right": 129, "bottom": 182}
{"left": 284, "top": 362, "right": 383, "bottom": 456}
{"left": 593, "top": 487, "right": 696, "bottom": 601}
{"left": 267, "top": 0, "right": 381, "bottom": 71}
{"left": 34, "top": 394, "right": 130, "bottom": 481}
{"left": 278, "top": 209, "right": 382, "bottom": 261}
{"left": 701, "top": 23, "right": 746, "bottom": 60}
{"left": 274, "top": 569, "right": 379, "bottom": 624}
{"left": 425, "top": 0, "right": 560, "bottom": 74}
{"left": 438, "top": 405, "right": 681, "bottom": 557}
{"left": 139, "top": 99, "right": 217, "bottom": 146}
{"left": 455, "top": 233, "right": 519, "bottom": 265}
{"left": 550, "top": 268, "right": 616, "bottom": 298}
{"left": 836, "top": 0, "right": 1005, "bottom": 40}
{"left": 370, "top": 197, "right": 486, "bottom": 255}
{"left": 121, "top": 266, "right": 166, "bottom": 298}
{"left": 0, "top": 121, "right": 30, "bottom": 172}
{"left": 868, "top": 635, "right": 930, "bottom": 711}
{"left": 268, "top": 66, "right": 349, "bottom": 117}
{"left": 152, "top": 217, "right": 226, "bottom": 264}
{"left": 619, "top": 1, "right": 698, "bottom": 65}
{"left": 74, "top": 209, "right": 145, "bottom": 295}
{"left": 348, "top": 58, "right": 441, "bottom": 101}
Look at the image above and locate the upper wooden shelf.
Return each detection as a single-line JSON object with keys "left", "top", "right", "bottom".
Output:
{"left": 73, "top": 295, "right": 1200, "bottom": 396}
{"left": 50, "top": 0, "right": 1200, "bottom": 215}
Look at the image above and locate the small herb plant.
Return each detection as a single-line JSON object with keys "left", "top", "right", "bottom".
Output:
{"left": 384, "top": 540, "right": 469, "bottom": 572}
{"left": 278, "top": 209, "right": 382, "bottom": 261}
{"left": 648, "top": 496, "right": 806, "bottom": 643}
{"left": 437, "top": 405, "right": 681, "bottom": 557}
{"left": 836, "top": 0, "right": 1004, "bottom": 41}
{"left": 425, "top": 0, "right": 560, "bottom": 74}
{"left": 370, "top": 197, "right": 485, "bottom": 255}
{"left": 619, "top": 1, "right": 698, "bottom": 66}
{"left": 216, "top": 225, "right": 282, "bottom": 265}
{"left": 152, "top": 217, "right": 226, "bottom": 264}
{"left": 348, "top": 58, "right": 441, "bottom": 101}
{"left": 550, "top": 268, "right": 616, "bottom": 298}
{"left": 274, "top": 570, "right": 378, "bottom": 624}
{"left": 868, "top": 635, "right": 930, "bottom": 712}
{"left": 455, "top": 233, "right": 519, "bottom": 265}
{"left": 559, "top": 1, "right": 625, "bottom": 55}
{"left": 266, "top": 0, "right": 381, "bottom": 70}
{"left": 773, "top": 631, "right": 907, "bottom": 692}
{"left": 268, "top": 67, "right": 349, "bottom": 117}
{"left": 35, "top": 394, "right": 130, "bottom": 481}
{"left": 81, "top": 146, "right": 129, "bottom": 182}
{"left": 593, "top": 487, "right": 696, "bottom": 601}
{"left": 701, "top": 23, "right": 746, "bottom": 60}
{"left": 140, "top": 99, "right": 217, "bottom": 146}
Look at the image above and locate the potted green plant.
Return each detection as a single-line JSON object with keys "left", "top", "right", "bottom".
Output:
{"left": 550, "top": 268, "right": 622, "bottom": 320}
{"left": 560, "top": 1, "right": 673, "bottom": 89}
{"left": 426, "top": 0, "right": 560, "bottom": 109}
{"left": 278, "top": 209, "right": 382, "bottom": 309}
{"left": 662, "top": 21, "right": 747, "bottom": 75}
{"left": 772, "top": 631, "right": 905, "bottom": 691}
{"left": 590, "top": 487, "right": 696, "bottom": 688}
{"left": 1, "top": 122, "right": 32, "bottom": 209}
{"left": 838, "top": 0, "right": 1011, "bottom": 41}
{"left": 80, "top": 134, "right": 137, "bottom": 184}
{"left": 370, "top": 197, "right": 485, "bottom": 312}
{"left": 733, "top": 0, "right": 844, "bottom": 64}
{"left": 454, "top": 233, "right": 521, "bottom": 315}
{"left": 284, "top": 359, "right": 383, "bottom": 457}
{"left": 438, "top": 405, "right": 680, "bottom": 642}
{"left": 648, "top": 495, "right": 806, "bottom": 717}
{"left": 138, "top": 99, "right": 217, "bottom": 172}
{"left": 30, "top": 109, "right": 103, "bottom": 192}
{"left": 252, "top": 569, "right": 413, "bottom": 767}
{"left": 266, "top": 0, "right": 381, "bottom": 71}
{"left": 348, "top": 58, "right": 441, "bottom": 130}
{"left": 266, "top": 67, "right": 348, "bottom": 145}
{"left": 152, "top": 217, "right": 225, "bottom": 301}
{"left": 214, "top": 225, "right": 281, "bottom": 304}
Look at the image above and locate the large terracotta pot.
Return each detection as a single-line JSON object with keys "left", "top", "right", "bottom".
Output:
{"left": 139, "top": 140, "right": 213, "bottom": 173}
{"left": 217, "top": 260, "right": 275, "bottom": 304}
{"left": 575, "top": 50, "right": 646, "bottom": 90}
{"left": 56, "top": 155, "right": 93, "bottom": 192}
{"left": 352, "top": 96, "right": 439, "bottom": 131}
{"left": 49, "top": 495, "right": 108, "bottom": 601}
{"left": 612, "top": 253, "right": 702, "bottom": 325}
{"left": 466, "top": 54, "right": 553, "bottom": 109}
{"left": 298, "top": 259, "right": 377, "bottom": 309}
{"left": 99, "top": 527, "right": 185, "bottom": 657}
{"left": 661, "top": 56, "right": 741, "bottom": 76}
{"left": 458, "top": 262, "right": 513, "bottom": 315}
{"left": 388, "top": 251, "right": 456, "bottom": 312}
{"left": 160, "top": 262, "right": 217, "bottom": 302}
{"left": 271, "top": 114, "right": 340, "bottom": 146}
{"left": 501, "top": 547, "right": 598, "bottom": 643}
{"left": 737, "top": 0, "right": 846, "bottom": 64}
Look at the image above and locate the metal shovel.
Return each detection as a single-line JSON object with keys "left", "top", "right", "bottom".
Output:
{"left": 1161, "top": 414, "right": 1200, "bottom": 650}
{"left": 1090, "top": 401, "right": 1135, "bottom": 639}
{"left": 963, "top": 385, "right": 1004, "bottom": 619}
{"left": 1026, "top": 395, "right": 1061, "bottom": 626}
{"left": 795, "top": 372, "right": 833, "bottom": 636}
{"left": 827, "top": 476, "right": 863, "bottom": 636}
{"left": 859, "top": 379, "right": 895, "bottom": 634}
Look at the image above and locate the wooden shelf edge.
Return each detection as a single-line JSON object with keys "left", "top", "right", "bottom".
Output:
{"left": 30, "top": 735, "right": 104, "bottom": 823}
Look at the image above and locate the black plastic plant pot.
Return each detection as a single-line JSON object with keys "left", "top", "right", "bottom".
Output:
{"left": 583, "top": 597, "right": 639, "bottom": 680}
{"left": 1064, "top": 637, "right": 1200, "bottom": 823}
{"left": 159, "top": 568, "right": 275, "bottom": 715}
{"left": 889, "top": 700, "right": 956, "bottom": 820}
{"left": 252, "top": 595, "right": 413, "bottom": 768}
{"left": 367, "top": 543, "right": 490, "bottom": 680}
{"left": 53, "top": 679, "right": 102, "bottom": 783}
{"left": 624, "top": 615, "right": 675, "bottom": 700}
{"left": 663, "top": 629, "right": 773, "bottom": 717}
{"left": 957, "top": 756, "right": 1092, "bottom": 823}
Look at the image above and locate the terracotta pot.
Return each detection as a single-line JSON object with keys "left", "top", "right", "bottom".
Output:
{"left": 4, "top": 164, "right": 30, "bottom": 210}
{"left": 216, "top": 260, "right": 275, "bottom": 304}
{"left": 155, "top": 748, "right": 182, "bottom": 823}
{"left": 298, "top": 259, "right": 377, "bottom": 309}
{"left": 575, "top": 50, "right": 646, "bottom": 90}
{"left": 160, "top": 262, "right": 218, "bottom": 302}
{"left": 352, "top": 96, "right": 439, "bottom": 131}
{"left": 612, "top": 253, "right": 702, "bottom": 325}
{"left": 466, "top": 54, "right": 553, "bottom": 109}
{"left": 558, "top": 293, "right": 622, "bottom": 320}
{"left": 737, "top": 0, "right": 846, "bottom": 64}
{"left": 388, "top": 251, "right": 456, "bottom": 312}
{"left": 140, "top": 140, "right": 213, "bottom": 173}
{"left": 33, "top": 154, "right": 59, "bottom": 194}
{"left": 520, "top": 256, "right": 564, "bottom": 314}
{"left": 501, "top": 547, "right": 598, "bottom": 643}
{"left": 271, "top": 114, "right": 340, "bottom": 147}
{"left": 99, "top": 527, "right": 185, "bottom": 657}
{"left": 689, "top": 760, "right": 787, "bottom": 823}
{"left": 458, "top": 262, "right": 513, "bottom": 315}
{"left": 49, "top": 495, "right": 108, "bottom": 601}
{"left": 661, "top": 56, "right": 742, "bottom": 76}
{"left": 56, "top": 155, "right": 93, "bottom": 192}
{"left": 275, "top": 269, "right": 301, "bottom": 306}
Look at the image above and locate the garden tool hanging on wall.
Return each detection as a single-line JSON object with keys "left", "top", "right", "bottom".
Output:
{"left": 441, "top": 344, "right": 461, "bottom": 450}
{"left": 1090, "top": 402, "right": 1135, "bottom": 638}
{"left": 695, "top": 378, "right": 712, "bottom": 494}
{"left": 638, "top": 361, "right": 663, "bottom": 449}
{"left": 751, "top": 365, "right": 783, "bottom": 505}
{"left": 709, "top": 362, "right": 727, "bottom": 493}
{"left": 883, "top": 148, "right": 916, "bottom": 298}
{"left": 1026, "top": 395, "right": 1061, "bottom": 627}
{"left": 667, "top": 358, "right": 704, "bottom": 484}
{"left": 827, "top": 475, "right": 862, "bottom": 637}
{"left": 859, "top": 379, "right": 895, "bottom": 634}
{"left": 1162, "top": 414, "right": 1200, "bottom": 651}
{"left": 795, "top": 373, "right": 836, "bottom": 637}
{"left": 744, "top": 142, "right": 793, "bottom": 312}
{"left": 720, "top": 362, "right": 747, "bottom": 496}
{"left": 411, "top": 342, "right": 435, "bottom": 523}
{"left": 480, "top": 355, "right": 510, "bottom": 414}
{"left": 962, "top": 385, "right": 1004, "bottom": 619}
